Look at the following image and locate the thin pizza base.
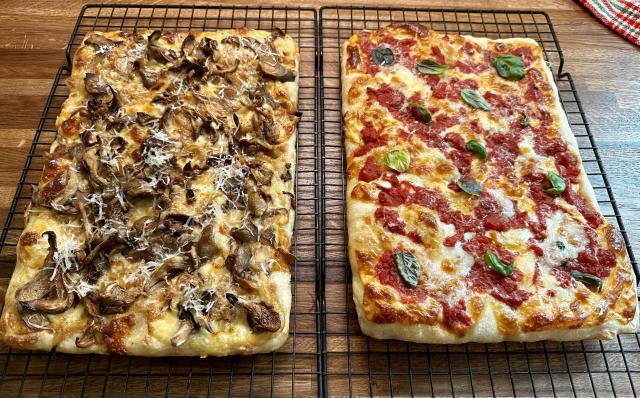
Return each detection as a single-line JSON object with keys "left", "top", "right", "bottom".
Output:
{"left": 1, "top": 29, "right": 298, "bottom": 356}
{"left": 342, "top": 28, "right": 639, "bottom": 344}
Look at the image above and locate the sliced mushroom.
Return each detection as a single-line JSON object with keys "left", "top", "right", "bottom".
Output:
{"left": 98, "top": 284, "right": 137, "bottom": 314}
{"left": 226, "top": 244, "right": 258, "bottom": 290}
{"left": 260, "top": 226, "right": 276, "bottom": 247}
{"left": 123, "top": 178, "right": 157, "bottom": 198}
{"left": 147, "top": 30, "right": 178, "bottom": 63}
{"left": 136, "top": 112, "right": 158, "bottom": 127}
{"left": 83, "top": 147, "right": 109, "bottom": 189}
{"left": 225, "top": 293, "right": 281, "bottom": 333}
{"left": 247, "top": 185, "right": 268, "bottom": 217}
{"left": 81, "top": 128, "right": 99, "bottom": 147}
{"left": 280, "top": 162, "right": 292, "bottom": 182}
{"left": 171, "top": 320, "right": 195, "bottom": 347}
{"left": 81, "top": 237, "right": 115, "bottom": 267}
{"left": 16, "top": 232, "right": 74, "bottom": 315}
{"left": 230, "top": 222, "right": 258, "bottom": 243}
{"left": 133, "top": 216, "right": 159, "bottom": 236}
{"left": 181, "top": 33, "right": 197, "bottom": 57}
{"left": 84, "top": 34, "right": 118, "bottom": 51}
{"left": 134, "top": 60, "right": 160, "bottom": 89}
{"left": 84, "top": 73, "right": 110, "bottom": 96}
{"left": 208, "top": 59, "right": 239, "bottom": 76}
{"left": 198, "top": 37, "right": 217, "bottom": 57}
{"left": 164, "top": 214, "right": 192, "bottom": 235}
{"left": 249, "top": 162, "right": 273, "bottom": 185}
{"left": 148, "top": 254, "right": 195, "bottom": 286}
{"left": 75, "top": 319, "right": 99, "bottom": 348}
{"left": 16, "top": 232, "right": 57, "bottom": 305}
{"left": 49, "top": 168, "right": 79, "bottom": 213}
{"left": 22, "top": 294, "right": 74, "bottom": 314}
{"left": 258, "top": 55, "right": 295, "bottom": 82}
{"left": 196, "top": 224, "right": 219, "bottom": 259}
{"left": 186, "top": 187, "right": 195, "bottom": 204}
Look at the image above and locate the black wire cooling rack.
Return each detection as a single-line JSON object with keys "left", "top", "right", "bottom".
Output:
{"left": 1, "top": 4, "right": 639, "bottom": 398}
{"left": 0, "top": 5, "right": 322, "bottom": 397}
{"left": 319, "top": 6, "right": 640, "bottom": 398}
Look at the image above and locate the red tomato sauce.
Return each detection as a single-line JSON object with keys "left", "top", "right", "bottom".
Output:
{"left": 374, "top": 207, "right": 422, "bottom": 243}
{"left": 353, "top": 121, "right": 387, "bottom": 157}
{"left": 441, "top": 300, "right": 472, "bottom": 332}
{"left": 359, "top": 156, "right": 382, "bottom": 182}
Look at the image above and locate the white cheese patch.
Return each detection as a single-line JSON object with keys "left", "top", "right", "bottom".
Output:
{"left": 488, "top": 189, "right": 515, "bottom": 218}
{"left": 539, "top": 210, "right": 586, "bottom": 268}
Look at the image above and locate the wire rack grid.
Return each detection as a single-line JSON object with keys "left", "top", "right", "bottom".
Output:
{"left": 0, "top": 5, "right": 322, "bottom": 397}
{"left": 318, "top": 6, "right": 640, "bottom": 397}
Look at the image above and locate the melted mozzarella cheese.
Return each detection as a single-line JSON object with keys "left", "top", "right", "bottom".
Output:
{"left": 539, "top": 211, "right": 586, "bottom": 268}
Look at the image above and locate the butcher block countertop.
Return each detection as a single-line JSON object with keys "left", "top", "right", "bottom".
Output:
{"left": 0, "top": 1, "right": 638, "bottom": 397}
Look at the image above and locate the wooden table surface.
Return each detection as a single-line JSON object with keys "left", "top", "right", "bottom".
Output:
{"left": 0, "top": 1, "right": 638, "bottom": 397}
{"left": 0, "top": 0, "right": 638, "bottom": 263}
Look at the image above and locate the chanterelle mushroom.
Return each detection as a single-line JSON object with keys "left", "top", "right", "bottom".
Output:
{"left": 225, "top": 293, "right": 281, "bottom": 333}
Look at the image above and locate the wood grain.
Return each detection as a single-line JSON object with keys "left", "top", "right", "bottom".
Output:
{"left": 0, "top": 1, "right": 638, "bottom": 397}
{"left": 0, "top": 0, "right": 637, "bottom": 265}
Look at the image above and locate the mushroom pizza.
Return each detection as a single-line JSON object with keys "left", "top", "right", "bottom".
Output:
{"left": 0, "top": 29, "right": 299, "bottom": 356}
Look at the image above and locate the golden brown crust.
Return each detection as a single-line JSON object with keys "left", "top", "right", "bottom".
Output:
{"left": 342, "top": 24, "right": 638, "bottom": 343}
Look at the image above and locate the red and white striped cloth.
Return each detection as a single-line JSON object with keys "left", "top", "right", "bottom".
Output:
{"left": 578, "top": 0, "right": 640, "bottom": 45}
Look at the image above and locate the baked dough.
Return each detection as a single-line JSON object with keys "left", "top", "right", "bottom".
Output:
{"left": 0, "top": 29, "right": 299, "bottom": 356}
{"left": 342, "top": 24, "right": 638, "bottom": 343}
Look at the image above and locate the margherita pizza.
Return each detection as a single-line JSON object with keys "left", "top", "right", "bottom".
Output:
{"left": 342, "top": 24, "right": 638, "bottom": 343}
{"left": 0, "top": 29, "right": 299, "bottom": 356}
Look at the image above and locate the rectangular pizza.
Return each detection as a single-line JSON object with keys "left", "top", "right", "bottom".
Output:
{"left": 342, "top": 24, "right": 639, "bottom": 343}
{"left": 0, "top": 29, "right": 299, "bottom": 356}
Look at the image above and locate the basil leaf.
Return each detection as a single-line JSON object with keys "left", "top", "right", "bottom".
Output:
{"left": 466, "top": 140, "right": 487, "bottom": 161}
{"left": 394, "top": 251, "right": 421, "bottom": 288}
{"left": 493, "top": 54, "right": 525, "bottom": 79}
{"left": 484, "top": 251, "right": 514, "bottom": 276}
{"left": 520, "top": 112, "right": 530, "bottom": 127}
{"left": 384, "top": 149, "right": 411, "bottom": 173}
{"left": 456, "top": 178, "right": 482, "bottom": 196}
{"left": 408, "top": 102, "right": 432, "bottom": 123}
{"left": 570, "top": 270, "right": 603, "bottom": 293}
{"left": 416, "top": 59, "right": 448, "bottom": 75}
{"left": 372, "top": 47, "right": 394, "bottom": 67}
{"left": 545, "top": 171, "right": 566, "bottom": 195}
{"left": 460, "top": 89, "right": 493, "bottom": 112}
{"left": 556, "top": 241, "right": 566, "bottom": 251}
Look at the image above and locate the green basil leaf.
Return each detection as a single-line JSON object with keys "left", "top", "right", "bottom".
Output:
{"left": 545, "top": 171, "right": 566, "bottom": 195}
{"left": 456, "top": 178, "right": 482, "bottom": 196}
{"left": 416, "top": 59, "right": 448, "bottom": 75}
{"left": 466, "top": 140, "right": 488, "bottom": 161}
{"left": 556, "top": 241, "right": 566, "bottom": 251}
{"left": 460, "top": 88, "right": 493, "bottom": 112}
{"left": 520, "top": 112, "right": 530, "bottom": 127}
{"left": 560, "top": 261, "right": 569, "bottom": 269}
{"left": 484, "top": 251, "right": 514, "bottom": 276}
{"left": 407, "top": 102, "right": 432, "bottom": 123}
{"left": 384, "top": 149, "right": 411, "bottom": 173}
{"left": 493, "top": 54, "right": 525, "bottom": 79}
{"left": 570, "top": 270, "right": 603, "bottom": 293}
{"left": 394, "top": 251, "right": 421, "bottom": 288}
{"left": 372, "top": 47, "right": 394, "bottom": 67}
